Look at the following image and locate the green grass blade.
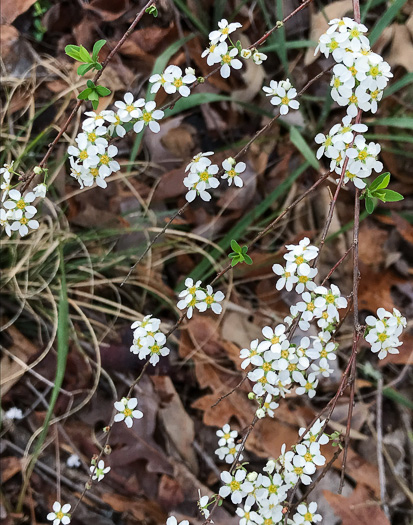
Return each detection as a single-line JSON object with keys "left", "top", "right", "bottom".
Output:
{"left": 17, "top": 245, "right": 69, "bottom": 512}
{"left": 383, "top": 387, "right": 413, "bottom": 410}
{"left": 369, "top": 0, "right": 409, "bottom": 45}
{"left": 370, "top": 117, "right": 413, "bottom": 130}
{"left": 172, "top": 0, "right": 209, "bottom": 36}
{"left": 290, "top": 126, "right": 319, "bottom": 170}
{"left": 383, "top": 72, "right": 413, "bottom": 98}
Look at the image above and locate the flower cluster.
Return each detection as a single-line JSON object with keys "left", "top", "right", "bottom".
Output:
{"left": 68, "top": 93, "right": 164, "bottom": 189}
{"left": 177, "top": 278, "right": 225, "bottom": 318}
{"left": 217, "top": 421, "right": 328, "bottom": 523}
{"left": 315, "top": 17, "right": 391, "bottom": 190}
{"left": 215, "top": 424, "right": 244, "bottom": 464}
{"left": 263, "top": 78, "right": 300, "bottom": 115}
{"left": 365, "top": 307, "right": 406, "bottom": 359}
{"left": 202, "top": 18, "right": 243, "bottom": 78}
{"left": 130, "top": 314, "right": 170, "bottom": 365}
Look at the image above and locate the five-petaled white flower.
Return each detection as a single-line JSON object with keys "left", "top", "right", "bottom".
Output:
{"left": 47, "top": 502, "right": 71, "bottom": 525}
{"left": 114, "top": 397, "right": 143, "bottom": 428}
{"left": 133, "top": 101, "right": 164, "bottom": 134}
{"left": 195, "top": 285, "right": 225, "bottom": 314}
{"left": 90, "top": 459, "right": 111, "bottom": 481}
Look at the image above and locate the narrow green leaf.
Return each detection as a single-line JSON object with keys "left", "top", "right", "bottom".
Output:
{"left": 77, "top": 63, "right": 94, "bottom": 76}
{"left": 65, "top": 44, "right": 82, "bottom": 60}
{"left": 365, "top": 196, "right": 376, "bottom": 214}
{"left": 369, "top": 172, "right": 390, "bottom": 192}
{"left": 78, "top": 45, "right": 93, "bottom": 63}
{"left": 172, "top": 0, "right": 209, "bottom": 36}
{"left": 370, "top": 117, "right": 413, "bottom": 130}
{"left": 379, "top": 189, "right": 404, "bottom": 202}
{"left": 241, "top": 246, "right": 248, "bottom": 254}
{"left": 369, "top": 0, "right": 409, "bottom": 45}
{"left": 91, "top": 99, "right": 99, "bottom": 110}
{"left": 231, "top": 239, "right": 240, "bottom": 252}
{"left": 77, "top": 88, "right": 92, "bottom": 100}
{"left": 94, "top": 62, "right": 103, "bottom": 71}
{"left": 244, "top": 254, "right": 253, "bottom": 265}
{"left": 383, "top": 387, "right": 413, "bottom": 410}
{"left": 96, "top": 85, "right": 111, "bottom": 96}
{"left": 92, "top": 39, "right": 106, "bottom": 61}
{"left": 231, "top": 258, "right": 239, "bottom": 267}
{"left": 383, "top": 72, "right": 413, "bottom": 98}
{"left": 290, "top": 126, "right": 319, "bottom": 170}
{"left": 86, "top": 79, "right": 95, "bottom": 89}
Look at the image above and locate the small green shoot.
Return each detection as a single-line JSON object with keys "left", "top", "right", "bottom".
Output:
{"left": 65, "top": 40, "right": 106, "bottom": 76}
{"left": 229, "top": 239, "right": 253, "bottom": 267}
{"left": 145, "top": 5, "right": 158, "bottom": 17}
{"left": 78, "top": 80, "right": 111, "bottom": 110}
{"left": 361, "top": 172, "right": 403, "bottom": 214}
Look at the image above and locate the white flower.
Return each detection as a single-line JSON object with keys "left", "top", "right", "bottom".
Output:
{"left": 68, "top": 135, "right": 101, "bottom": 169}
{"left": 216, "top": 423, "right": 238, "bottom": 446}
{"left": 91, "top": 459, "right": 111, "bottom": 481}
{"left": 315, "top": 31, "right": 348, "bottom": 61}
{"left": 47, "top": 502, "right": 71, "bottom": 525}
{"left": 294, "top": 372, "right": 318, "bottom": 398}
{"left": 163, "top": 65, "right": 196, "bottom": 97}
{"left": 241, "top": 48, "right": 252, "bottom": 59}
{"left": 82, "top": 111, "right": 107, "bottom": 131}
{"left": 4, "top": 189, "right": 36, "bottom": 215}
{"left": 284, "top": 453, "right": 312, "bottom": 485}
{"left": 252, "top": 50, "right": 267, "bottom": 65}
{"left": 262, "top": 324, "right": 287, "bottom": 353}
{"left": 66, "top": 454, "right": 81, "bottom": 468}
{"left": 299, "top": 418, "right": 329, "bottom": 446}
{"left": 198, "top": 492, "right": 211, "bottom": 519}
{"left": 146, "top": 332, "right": 170, "bottom": 366}
{"left": 263, "top": 80, "right": 279, "bottom": 97}
{"left": 105, "top": 112, "right": 127, "bottom": 138}
{"left": 97, "top": 145, "right": 120, "bottom": 177}
{"left": 177, "top": 278, "right": 203, "bottom": 319}
{"left": 307, "top": 340, "right": 338, "bottom": 361}
{"left": 218, "top": 42, "right": 243, "bottom": 79}
{"left": 186, "top": 151, "right": 214, "bottom": 172}
{"left": 114, "top": 397, "right": 143, "bottom": 428}
{"left": 183, "top": 163, "right": 220, "bottom": 202}
{"left": 131, "top": 314, "right": 161, "bottom": 334}
{"left": 293, "top": 501, "right": 322, "bottom": 524}
{"left": 272, "top": 263, "right": 298, "bottom": 291}
{"left": 216, "top": 442, "right": 244, "bottom": 463}
{"left": 133, "top": 101, "right": 164, "bottom": 134}
{"left": 1, "top": 208, "right": 13, "bottom": 237}
{"left": 236, "top": 505, "right": 264, "bottom": 525}
{"left": 240, "top": 339, "right": 271, "bottom": 369}
{"left": 149, "top": 69, "right": 174, "bottom": 93}
{"left": 295, "top": 266, "right": 318, "bottom": 294}
{"left": 115, "top": 92, "right": 144, "bottom": 121}
{"left": 262, "top": 393, "right": 279, "bottom": 418}
{"left": 209, "top": 18, "right": 242, "bottom": 43}
{"left": 221, "top": 158, "right": 246, "bottom": 187}
{"left": 269, "top": 85, "right": 299, "bottom": 115}
{"left": 5, "top": 190, "right": 39, "bottom": 236}
{"left": 4, "top": 407, "right": 23, "bottom": 420}
{"left": 166, "top": 517, "right": 189, "bottom": 525}
{"left": 195, "top": 285, "right": 225, "bottom": 314}
{"left": 311, "top": 357, "right": 334, "bottom": 377}
{"left": 201, "top": 41, "right": 227, "bottom": 66}
{"left": 33, "top": 183, "right": 47, "bottom": 198}
{"left": 219, "top": 469, "right": 252, "bottom": 504}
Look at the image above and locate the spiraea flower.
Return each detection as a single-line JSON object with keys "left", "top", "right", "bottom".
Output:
{"left": 163, "top": 65, "right": 196, "bottom": 97}
{"left": 115, "top": 92, "right": 144, "bottom": 121}
{"left": 292, "top": 501, "right": 322, "bottom": 524}
{"left": 221, "top": 157, "right": 246, "bottom": 187}
{"left": 219, "top": 469, "right": 253, "bottom": 504}
{"left": 47, "top": 502, "right": 71, "bottom": 525}
{"left": 209, "top": 18, "right": 242, "bottom": 43}
{"left": 365, "top": 307, "right": 405, "bottom": 359}
{"left": 195, "top": 285, "right": 225, "bottom": 314}
{"left": 166, "top": 517, "right": 189, "bottom": 525}
{"left": 185, "top": 151, "right": 214, "bottom": 172}
{"left": 268, "top": 83, "right": 300, "bottom": 115}
{"left": 133, "top": 101, "right": 164, "bottom": 134}
{"left": 90, "top": 459, "right": 111, "bottom": 481}
{"left": 177, "top": 278, "right": 203, "bottom": 319}
{"left": 201, "top": 41, "right": 227, "bottom": 66}
{"left": 114, "top": 397, "right": 143, "bottom": 428}
{"left": 216, "top": 423, "right": 238, "bottom": 446}
{"left": 218, "top": 42, "right": 243, "bottom": 79}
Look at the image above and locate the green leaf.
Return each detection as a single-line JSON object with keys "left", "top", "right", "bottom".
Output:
{"left": 365, "top": 196, "right": 376, "bottom": 214}
{"left": 94, "top": 62, "right": 103, "bottom": 71}
{"left": 241, "top": 246, "right": 248, "bottom": 254}
{"left": 379, "top": 189, "right": 404, "bottom": 202}
{"left": 78, "top": 45, "right": 93, "bottom": 63}
{"left": 86, "top": 79, "right": 95, "bottom": 89}
{"left": 383, "top": 72, "right": 413, "bottom": 98}
{"left": 88, "top": 90, "right": 99, "bottom": 101}
{"left": 290, "top": 126, "right": 319, "bottom": 170}
{"left": 92, "top": 39, "right": 106, "bottom": 61}
{"left": 146, "top": 5, "right": 158, "bottom": 17}
{"left": 231, "top": 239, "right": 241, "bottom": 252}
{"left": 96, "top": 85, "right": 111, "bottom": 96}
{"left": 65, "top": 44, "right": 82, "bottom": 61}
{"left": 370, "top": 117, "right": 413, "bottom": 130}
{"left": 231, "top": 257, "right": 240, "bottom": 267}
{"left": 369, "top": 172, "right": 390, "bottom": 192}
{"left": 244, "top": 254, "right": 253, "bottom": 265}
{"left": 78, "top": 88, "right": 92, "bottom": 100}
{"left": 91, "top": 99, "right": 99, "bottom": 110}
{"left": 77, "top": 63, "right": 94, "bottom": 76}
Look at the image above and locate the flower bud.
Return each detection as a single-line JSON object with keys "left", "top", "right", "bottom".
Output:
{"left": 33, "top": 166, "right": 42, "bottom": 174}
{"left": 85, "top": 481, "right": 93, "bottom": 490}
{"left": 247, "top": 471, "right": 258, "bottom": 482}
{"left": 241, "top": 49, "right": 252, "bottom": 59}
{"left": 256, "top": 408, "right": 265, "bottom": 419}
{"left": 185, "top": 67, "right": 196, "bottom": 76}
{"left": 104, "top": 444, "right": 112, "bottom": 455}
{"left": 248, "top": 392, "right": 255, "bottom": 400}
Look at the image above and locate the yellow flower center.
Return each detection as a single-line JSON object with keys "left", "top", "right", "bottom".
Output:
{"left": 100, "top": 154, "right": 109, "bottom": 165}
{"left": 209, "top": 44, "right": 216, "bottom": 53}
{"left": 250, "top": 349, "right": 257, "bottom": 357}
{"left": 333, "top": 77, "right": 341, "bottom": 88}
{"left": 378, "top": 333, "right": 387, "bottom": 342}
{"left": 350, "top": 28, "right": 360, "bottom": 38}
{"left": 371, "top": 89, "right": 379, "bottom": 100}
{"left": 258, "top": 376, "right": 268, "bottom": 384}
{"left": 288, "top": 363, "right": 297, "bottom": 371}
{"left": 330, "top": 40, "right": 339, "bottom": 50}
{"left": 227, "top": 169, "right": 236, "bottom": 178}
{"left": 299, "top": 275, "right": 308, "bottom": 283}
{"left": 349, "top": 94, "right": 358, "bottom": 104}
{"left": 126, "top": 104, "right": 135, "bottom": 112}
{"left": 349, "top": 66, "right": 357, "bottom": 76}
{"left": 325, "top": 293, "right": 335, "bottom": 303}
{"left": 304, "top": 512, "right": 313, "bottom": 521}
{"left": 309, "top": 435, "right": 316, "bottom": 442}
{"left": 199, "top": 171, "right": 209, "bottom": 181}
{"left": 88, "top": 132, "right": 97, "bottom": 142}
{"left": 124, "top": 408, "right": 133, "bottom": 417}
{"left": 294, "top": 466, "right": 303, "bottom": 475}
{"left": 188, "top": 286, "right": 197, "bottom": 294}
{"left": 142, "top": 112, "right": 152, "bottom": 123}
{"left": 56, "top": 511, "right": 64, "bottom": 520}
{"left": 304, "top": 452, "right": 313, "bottom": 462}
{"left": 16, "top": 199, "right": 26, "bottom": 209}
{"left": 229, "top": 446, "right": 236, "bottom": 454}
{"left": 271, "top": 336, "right": 279, "bottom": 344}
{"left": 245, "top": 512, "right": 251, "bottom": 520}
{"left": 224, "top": 432, "right": 230, "bottom": 440}
{"left": 264, "top": 402, "right": 270, "bottom": 409}
{"left": 305, "top": 382, "right": 313, "bottom": 390}
{"left": 189, "top": 297, "right": 197, "bottom": 307}
{"left": 285, "top": 271, "right": 291, "bottom": 278}
{"left": 342, "top": 126, "right": 351, "bottom": 133}
{"left": 20, "top": 217, "right": 28, "bottom": 225}
{"left": 151, "top": 344, "right": 160, "bottom": 354}
{"left": 173, "top": 78, "right": 183, "bottom": 88}
{"left": 281, "top": 96, "right": 289, "bottom": 105}
{"left": 263, "top": 362, "right": 272, "bottom": 372}
{"left": 79, "top": 150, "right": 88, "bottom": 160}
{"left": 222, "top": 27, "right": 229, "bottom": 35}
{"left": 222, "top": 54, "right": 232, "bottom": 64}
{"left": 370, "top": 65, "right": 379, "bottom": 77}
{"left": 345, "top": 169, "right": 355, "bottom": 180}
{"left": 230, "top": 480, "right": 241, "bottom": 491}
{"left": 295, "top": 256, "right": 305, "bottom": 265}
{"left": 307, "top": 302, "right": 315, "bottom": 312}
{"left": 320, "top": 349, "right": 328, "bottom": 358}
{"left": 205, "top": 295, "right": 214, "bottom": 305}
{"left": 358, "top": 150, "right": 368, "bottom": 161}
{"left": 281, "top": 350, "right": 289, "bottom": 359}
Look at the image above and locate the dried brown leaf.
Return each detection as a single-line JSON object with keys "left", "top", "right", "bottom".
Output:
{"left": 0, "top": 0, "right": 37, "bottom": 24}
